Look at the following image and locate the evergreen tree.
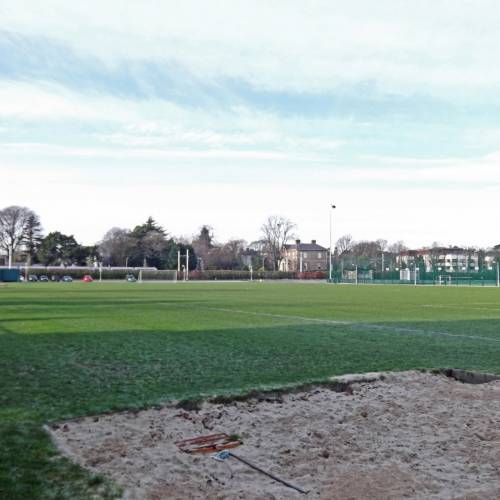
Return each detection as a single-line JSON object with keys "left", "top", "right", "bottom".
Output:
{"left": 130, "top": 217, "right": 167, "bottom": 268}
{"left": 192, "top": 225, "right": 214, "bottom": 270}
{"left": 22, "top": 213, "right": 43, "bottom": 265}
{"left": 37, "top": 232, "right": 82, "bottom": 266}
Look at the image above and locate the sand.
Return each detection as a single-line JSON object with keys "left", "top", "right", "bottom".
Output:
{"left": 48, "top": 371, "right": 500, "bottom": 499}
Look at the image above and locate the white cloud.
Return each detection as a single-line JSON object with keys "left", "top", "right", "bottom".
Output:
{"left": 2, "top": 148, "right": 499, "bottom": 249}
{"left": 0, "top": 82, "right": 93, "bottom": 120}
{"left": 0, "top": 81, "right": 137, "bottom": 121}
{"left": 0, "top": 142, "right": 295, "bottom": 161}
{"left": 0, "top": 81, "right": 344, "bottom": 161}
{"left": 2, "top": 2, "right": 500, "bottom": 249}
{"left": 2, "top": 1, "right": 500, "bottom": 95}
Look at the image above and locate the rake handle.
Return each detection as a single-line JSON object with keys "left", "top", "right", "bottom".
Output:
{"left": 228, "top": 452, "right": 308, "bottom": 495}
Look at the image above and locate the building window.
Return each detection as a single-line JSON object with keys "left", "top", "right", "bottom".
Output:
{"left": 318, "top": 252, "right": 322, "bottom": 258}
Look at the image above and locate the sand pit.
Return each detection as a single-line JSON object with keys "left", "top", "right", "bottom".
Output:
{"left": 48, "top": 371, "right": 500, "bottom": 499}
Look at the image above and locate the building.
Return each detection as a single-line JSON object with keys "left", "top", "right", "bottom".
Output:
{"left": 240, "top": 248, "right": 259, "bottom": 269}
{"left": 281, "top": 239, "right": 328, "bottom": 272}
{"left": 399, "top": 247, "right": 481, "bottom": 273}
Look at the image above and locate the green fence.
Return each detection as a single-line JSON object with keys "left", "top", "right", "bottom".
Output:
{"left": 336, "top": 269, "right": 499, "bottom": 286}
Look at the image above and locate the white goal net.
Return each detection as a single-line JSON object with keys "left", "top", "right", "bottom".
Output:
{"left": 138, "top": 270, "right": 178, "bottom": 282}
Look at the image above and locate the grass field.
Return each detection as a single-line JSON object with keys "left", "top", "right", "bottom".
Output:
{"left": 1, "top": 281, "right": 500, "bottom": 498}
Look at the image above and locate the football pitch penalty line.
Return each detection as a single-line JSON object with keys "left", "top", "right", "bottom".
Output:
{"left": 421, "top": 304, "right": 500, "bottom": 312}
{"left": 201, "top": 306, "right": 500, "bottom": 344}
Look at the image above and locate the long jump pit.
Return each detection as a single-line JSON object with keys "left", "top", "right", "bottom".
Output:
{"left": 47, "top": 370, "right": 500, "bottom": 499}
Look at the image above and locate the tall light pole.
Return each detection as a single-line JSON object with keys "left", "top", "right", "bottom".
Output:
{"left": 276, "top": 222, "right": 282, "bottom": 272}
{"left": 329, "top": 204, "right": 336, "bottom": 282}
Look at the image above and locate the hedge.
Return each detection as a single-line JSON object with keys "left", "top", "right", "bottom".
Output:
{"left": 23, "top": 268, "right": 328, "bottom": 281}
{"left": 187, "top": 270, "right": 326, "bottom": 280}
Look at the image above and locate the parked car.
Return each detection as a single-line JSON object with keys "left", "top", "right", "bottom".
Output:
{"left": 61, "top": 275, "right": 73, "bottom": 282}
{"left": 50, "top": 275, "right": 60, "bottom": 282}
{"left": 82, "top": 275, "right": 93, "bottom": 282}
{"left": 28, "top": 274, "right": 38, "bottom": 282}
{"left": 125, "top": 274, "right": 137, "bottom": 282}
{"left": 39, "top": 275, "right": 49, "bottom": 282}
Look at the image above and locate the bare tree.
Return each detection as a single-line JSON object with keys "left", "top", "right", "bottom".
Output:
{"left": 260, "top": 215, "right": 296, "bottom": 271}
{"left": 351, "top": 240, "right": 381, "bottom": 258}
{"left": 207, "top": 239, "right": 247, "bottom": 269}
{"left": 336, "top": 234, "right": 354, "bottom": 256}
{"left": 0, "top": 206, "right": 35, "bottom": 268}
{"left": 388, "top": 240, "right": 407, "bottom": 255}
{"left": 99, "top": 228, "right": 136, "bottom": 266}
{"left": 376, "top": 239, "right": 388, "bottom": 252}
{"left": 142, "top": 231, "right": 167, "bottom": 265}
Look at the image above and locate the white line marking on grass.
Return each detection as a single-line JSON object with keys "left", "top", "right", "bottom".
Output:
{"left": 203, "top": 306, "right": 350, "bottom": 325}
{"left": 202, "top": 306, "right": 500, "bottom": 344}
{"left": 421, "top": 304, "right": 500, "bottom": 312}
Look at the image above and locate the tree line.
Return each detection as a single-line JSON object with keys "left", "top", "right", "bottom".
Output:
{"left": 3, "top": 205, "right": 495, "bottom": 272}
{"left": 0, "top": 206, "right": 296, "bottom": 270}
{"left": 0, "top": 206, "right": 197, "bottom": 270}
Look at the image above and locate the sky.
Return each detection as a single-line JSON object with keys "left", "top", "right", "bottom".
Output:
{"left": 1, "top": 0, "right": 500, "bottom": 249}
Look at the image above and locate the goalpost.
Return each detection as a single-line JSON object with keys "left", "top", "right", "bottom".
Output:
{"left": 436, "top": 275, "right": 451, "bottom": 286}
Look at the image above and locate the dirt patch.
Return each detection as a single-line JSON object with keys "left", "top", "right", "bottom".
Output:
{"left": 48, "top": 371, "right": 500, "bottom": 499}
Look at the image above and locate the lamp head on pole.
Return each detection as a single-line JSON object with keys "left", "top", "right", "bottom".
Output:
{"left": 331, "top": 204, "right": 336, "bottom": 209}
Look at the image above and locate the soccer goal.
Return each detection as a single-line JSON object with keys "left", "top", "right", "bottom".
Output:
{"left": 138, "top": 270, "right": 178, "bottom": 283}
{"left": 436, "top": 275, "right": 452, "bottom": 286}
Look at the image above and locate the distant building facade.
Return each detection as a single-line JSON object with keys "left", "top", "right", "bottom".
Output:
{"left": 281, "top": 239, "right": 328, "bottom": 272}
{"left": 398, "top": 247, "right": 496, "bottom": 273}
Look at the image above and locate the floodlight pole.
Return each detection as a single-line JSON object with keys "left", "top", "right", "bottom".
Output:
{"left": 329, "top": 204, "right": 336, "bottom": 282}
{"left": 176, "top": 251, "right": 181, "bottom": 281}
{"left": 186, "top": 249, "right": 189, "bottom": 281}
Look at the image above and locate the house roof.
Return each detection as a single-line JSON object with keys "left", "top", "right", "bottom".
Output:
{"left": 285, "top": 241, "right": 327, "bottom": 252}
{"left": 241, "top": 248, "right": 258, "bottom": 256}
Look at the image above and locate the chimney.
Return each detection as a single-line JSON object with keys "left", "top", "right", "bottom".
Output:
{"left": 311, "top": 239, "right": 316, "bottom": 244}
{"left": 295, "top": 239, "right": 301, "bottom": 245}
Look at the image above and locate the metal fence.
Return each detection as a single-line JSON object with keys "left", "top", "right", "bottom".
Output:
{"left": 337, "top": 269, "right": 499, "bottom": 286}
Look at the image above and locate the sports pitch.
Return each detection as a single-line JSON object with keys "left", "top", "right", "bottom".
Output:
{"left": 1, "top": 282, "right": 500, "bottom": 498}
